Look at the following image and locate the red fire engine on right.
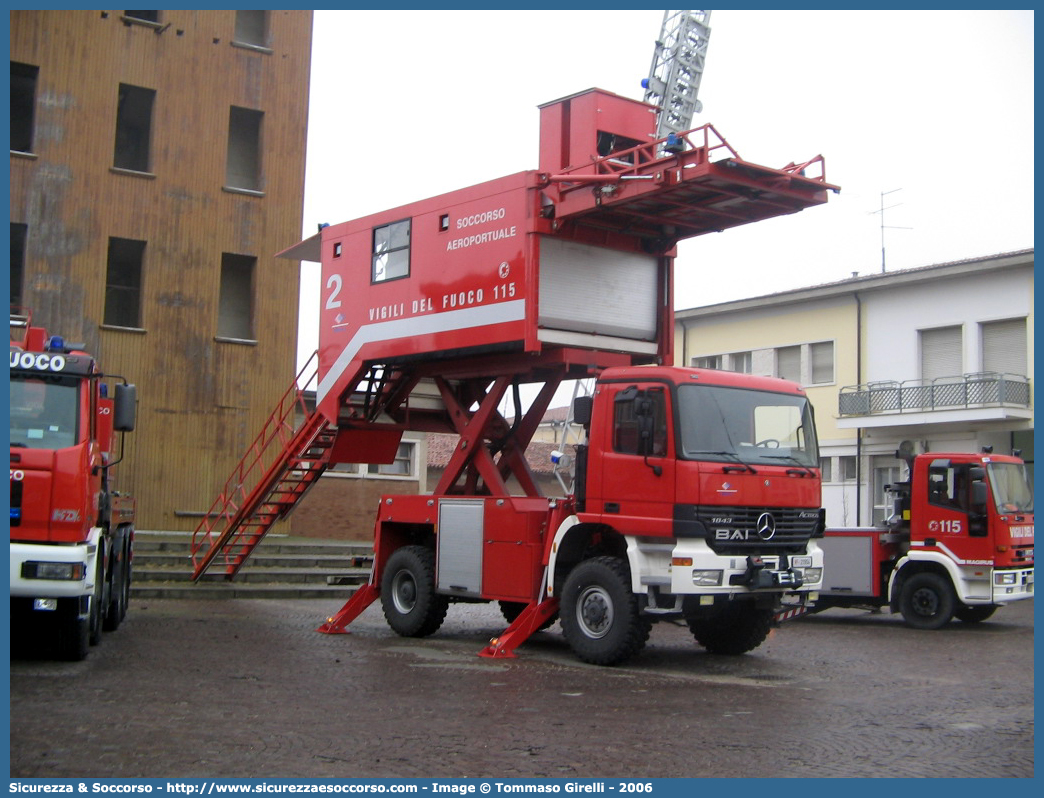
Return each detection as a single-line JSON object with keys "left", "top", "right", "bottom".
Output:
{"left": 815, "top": 444, "right": 1033, "bottom": 628}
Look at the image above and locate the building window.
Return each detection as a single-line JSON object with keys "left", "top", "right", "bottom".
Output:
{"left": 218, "top": 253, "right": 255, "bottom": 341}
{"left": 11, "top": 62, "right": 39, "bottom": 154}
{"left": 113, "top": 83, "right": 155, "bottom": 173}
{"left": 819, "top": 457, "right": 832, "bottom": 482}
{"left": 920, "top": 325, "right": 962, "bottom": 380}
{"left": 226, "top": 106, "right": 263, "bottom": 192}
{"left": 372, "top": 219, "right": 411, "bottom": 283}
{"left": 104, "top": 237, "right": 145, "bottom": 328}
{"left": 234, "top": 11, "right": 268, "bottom": 47}
{"left": 981, "top": 318, "right": 1027, "bottom": 375}
{"left": 810, "top": 341, "right": 834, "bottom": 384}
{"left": 776, "top": 345, "right": 801, "bottom": 383}
{"left": 329, "top": 442, "right": 419, "bottom": 479}
{"left": 729, "top": 351, "right": 752, "bottom": 373}
{"left": 368, "top": 443, "right": 416, "bottom": 477}
{"left": 10, "top": 223, "right": 27, "bottom": 308}
{"left": 124, "top": 11, "right": 159, "bottom": 23}
{"left": 840, "top": 456, "right": 857, "bottom": 482}
{"left": 693, "top": 355, "right": 721, "bottom": 370}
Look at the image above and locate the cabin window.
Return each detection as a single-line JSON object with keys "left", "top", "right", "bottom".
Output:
{"left": 372, "top": 219, "right": 411, "bottom": 283}
{"left": 104, "top": 237, "right": 146, "bottom": 328}
{"left": 226, "top": 106, "right": 263, "bottom": 192}
{"left": 10, "top": 223, "right": 27, "bottom": 308}
{"left": 613, "top": 387, "right": 668, "bottom": 457}
{"left": 10, "top": 61, "right": 38, "bottom": 154}
{"left": 234, "top": 11, "right": 268, "bottom": 48}
{"left": 217, "top": 253, "right": 256, "bottom": 341}
{"left": 113, "top": 83, "right": 155, "bottom": 173}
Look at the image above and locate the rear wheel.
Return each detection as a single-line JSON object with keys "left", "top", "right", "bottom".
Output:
{"left": 56, "top": 602, "right": 89, "bottom": 662}
{"left": 954, "top": 604, "right": 998, "bottom": 624}
{"left": 103, "top": 539, "right": 130, "bottom": 632}
{"left": 560, "top": 556, "right": 649, "bottom": 666}
{"left": 380, "top": 546, "right": 448, "bottom": 637}
{"left": 899, "top": 572, "right": 955, "bottom": 629}
{"left": 88, "top": 551, "right": 105, "bottom": 646}
{"left": 686, "top": 602, "right": 774, "bottom": 655}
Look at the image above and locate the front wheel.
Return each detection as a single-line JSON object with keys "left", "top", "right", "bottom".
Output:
{"left": 379, "top": 546, "right": 448, "bottom": 638}
{"left": 954, "top": 604, "right": 998, "bottom": 624}
{"left": 560, "top": 556, "right": 649, "bottom": 666}
{"left": 686, "top": 602, "right": 774, "bottom": 655}
{"left": 899, "top": 572, "right": 955, "bottom": 629}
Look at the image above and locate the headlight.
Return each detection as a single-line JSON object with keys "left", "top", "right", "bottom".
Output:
{"left": 22, "top": 561, "right": 87, "bottom": 581}
{"left": 995, "top": 572, "right": 1017, "bottom": 586}
{"left": 692, "top": 569, "right": 723, "bottom": 587}
{"left": 800, "top": 567, "right": 823, "bottom": 584}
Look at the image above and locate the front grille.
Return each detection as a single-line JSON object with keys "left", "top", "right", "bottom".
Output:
{"left": 676, "top": 504, "right": 821, "bottom": 554}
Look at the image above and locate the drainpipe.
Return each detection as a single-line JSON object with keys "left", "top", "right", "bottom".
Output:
{"left": 854, "top": 291, "right": 863, "bottom": 526}
{"left": 680, "top": 317, "right": 690, "bottom": 367}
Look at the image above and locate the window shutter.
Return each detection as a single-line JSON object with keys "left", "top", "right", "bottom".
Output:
{"left": 982, "top": 318, "right": 1027, "bottom": 375}
{"left": 920, "top": 326, "right": 962, "bottom": 380}
{"left": 777, "top": 346, "right": 801, "bottom": 382}
{"left": 810, "top": 341, "right": 834, "bottom": 384}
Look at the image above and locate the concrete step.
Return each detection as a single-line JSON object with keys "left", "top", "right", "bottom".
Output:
{"left": 130, "top": 531, "right": 374, "bottom": 600}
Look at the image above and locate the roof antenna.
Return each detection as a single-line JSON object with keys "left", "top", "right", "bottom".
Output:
{"left": 871, "top": 188, "right": 912, "bottom": 272}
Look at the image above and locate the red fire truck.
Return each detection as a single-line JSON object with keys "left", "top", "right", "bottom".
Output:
{"left": 192, "top": 88, "right": 838, "bottom": 664}
{"left": 9, "top": 310, "right": 137, "bottom": 660}
{"left": 814, "top": 445, "right": 1034, "bottom": 628}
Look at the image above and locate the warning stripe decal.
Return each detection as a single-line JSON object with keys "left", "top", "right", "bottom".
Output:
{"left": 316, "top": 299, "right": 527, "bottom": 405}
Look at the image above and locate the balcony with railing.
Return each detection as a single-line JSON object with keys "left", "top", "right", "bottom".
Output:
{"left": 838, "top": 372, "right": 1032, "bottom": 427}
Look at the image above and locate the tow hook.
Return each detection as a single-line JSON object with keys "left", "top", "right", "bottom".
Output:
{"left": 733, "top": 555, "right": 804, "bottom": 590}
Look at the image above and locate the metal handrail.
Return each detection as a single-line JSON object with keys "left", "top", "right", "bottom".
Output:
{"left": 838, "top": 372, "right": 1031, "bottom": 416}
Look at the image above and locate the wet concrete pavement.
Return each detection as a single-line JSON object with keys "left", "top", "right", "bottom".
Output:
{"left": 9, "top": 596, "right": 1034, "bottom": 779}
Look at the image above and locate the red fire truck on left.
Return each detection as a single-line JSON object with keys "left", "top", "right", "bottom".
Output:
{"left": 9, "top": 309, "right": 137, "bottom": 660}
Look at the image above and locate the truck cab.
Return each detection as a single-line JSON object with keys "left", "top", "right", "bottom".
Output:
{"left": 9, "top": 312, "right": 137, "bottom": 660}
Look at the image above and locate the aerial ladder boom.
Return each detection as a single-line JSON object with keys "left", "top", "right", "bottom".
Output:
{"left": 642, "top": 10, "right": 712, "bottom": 141}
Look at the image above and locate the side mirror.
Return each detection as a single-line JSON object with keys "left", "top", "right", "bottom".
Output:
{"left": 971, "top": 481, "right": 989, "bottom": 508}
{"left": 113, "top": 383, "right": 137, "bottom": 432}
{"left": 573, "top": 396, "right": 593, "bottom": 426}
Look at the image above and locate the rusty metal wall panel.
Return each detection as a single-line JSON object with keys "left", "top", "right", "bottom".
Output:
{"left": 10, "top": 10, "right": 313, "bottom": 531}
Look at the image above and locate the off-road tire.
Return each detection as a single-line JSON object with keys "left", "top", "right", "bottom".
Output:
{"left": 380, "top": 546, "right": 448, "bottom": 638}
{"left": 899, "top": 572, "right": 955, "bottom": 630}
{"left": 560, "top": 556, "right": 649, "bottom": 666}
{"left": 686, "top": 602, "right": 774, "bottom": 655}
{"left": 56, "top": 605, "right": 89, "bottom": 662}
{"left": 103, "top": 539, "right": 130, "bottom": 632}
{"left": 88, "top": 553, "right": 105, "bottom": 646}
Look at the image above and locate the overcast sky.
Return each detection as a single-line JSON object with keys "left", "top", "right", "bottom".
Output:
{"left": 294, "top": 9, "right": 1034, "bottom": 368}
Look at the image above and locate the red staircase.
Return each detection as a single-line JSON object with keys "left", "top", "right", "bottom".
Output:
{"left": 190, "top": 354, "right": 422, "bottom": 582}
{"left": 190, "top": 353, "right": 336, "bottom": 581}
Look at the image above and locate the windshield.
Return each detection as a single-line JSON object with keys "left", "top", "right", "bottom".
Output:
{"left": 9, "top": 373, "right": 81, "bottom": 450}
{"left": 677, "top": 384, "right": 819, "bottom": 468}
{"left": 987, "top": 462, "right": 1034, "bottom": 514}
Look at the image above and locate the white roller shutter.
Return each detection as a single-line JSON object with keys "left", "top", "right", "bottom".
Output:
{"left": 920, "top": 326, "right": 962, "bottom": 380}
{"left": 538, "top": 236, "right": 658, "bottom": 341}
{"left": 982, "top": 318, "right": 1027, "bottom": 375}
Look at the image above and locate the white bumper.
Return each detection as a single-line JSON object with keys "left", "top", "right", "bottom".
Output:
{"left": 9, "top": 537, "right": 99, "bottom": 599}
{"left": 629, "top": 537, "right": 825, "bottom": 597}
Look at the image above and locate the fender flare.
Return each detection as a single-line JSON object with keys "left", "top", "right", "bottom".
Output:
{"left": 887, "top": 550, "right": 962, "bottom": 609}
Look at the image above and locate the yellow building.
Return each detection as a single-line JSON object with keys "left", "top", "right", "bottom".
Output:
{"left": 10, "top": 10, "right": 313, "bottom": 530}
{"left": 676, "top": 250, "right": 1033, "bottom": 526}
